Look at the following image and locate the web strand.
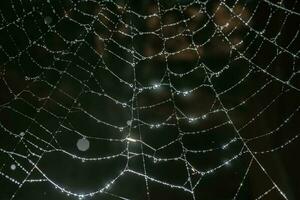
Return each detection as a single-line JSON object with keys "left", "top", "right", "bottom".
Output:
{"left": 0, "top": 0, "right": 299, "bottom": 199}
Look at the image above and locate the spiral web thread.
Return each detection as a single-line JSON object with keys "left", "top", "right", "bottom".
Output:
{"left": 0, "top": 0, "right": 299, "bottom": 199}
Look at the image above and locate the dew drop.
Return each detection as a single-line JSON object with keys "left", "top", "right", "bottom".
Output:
{"left": 10, "top": 164, "right": 16, "bottom": 171}
{"left": 127, "top": 120, "right": 132, "bottom": 126}
{"left": 77, "top": 138, "right": 90, "bottom": 152}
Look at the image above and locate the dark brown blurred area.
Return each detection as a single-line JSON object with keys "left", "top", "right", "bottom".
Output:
{"left": 0, "top": 0, "right": 300, "bottom": 200}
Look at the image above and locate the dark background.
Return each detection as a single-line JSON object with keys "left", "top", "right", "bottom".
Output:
{"left": 0, "top": 0, "right": 300, "bottom": 199}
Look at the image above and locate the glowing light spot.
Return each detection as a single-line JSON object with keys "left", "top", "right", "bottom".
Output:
{"left": 188, "top": 118, "right": 196, "bottom": 123}
{"left": 153, "top": 84, "right": 160, "bottom": 89}
{"left": 183, "top": 91, "right": 189, "bottom": 96}
{"left": 222, "top": 144, "right": 228, "bottom": 149}
{"left": 126, "top": 137, "right": 137, "bottom": 142}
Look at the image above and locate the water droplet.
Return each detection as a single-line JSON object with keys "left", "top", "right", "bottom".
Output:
{"left": 10, "top": 164, "right": 16, "bottom": 170}
{"left": 127, "top": 120, "right": 132, "bottom": 126}
{"left": 77, "top": 138, "right": 90, "bottom": 152}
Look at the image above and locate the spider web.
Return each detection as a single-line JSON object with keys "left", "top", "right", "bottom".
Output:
{"left": 0, "top": 0, "right": 299, "bottom": 199}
